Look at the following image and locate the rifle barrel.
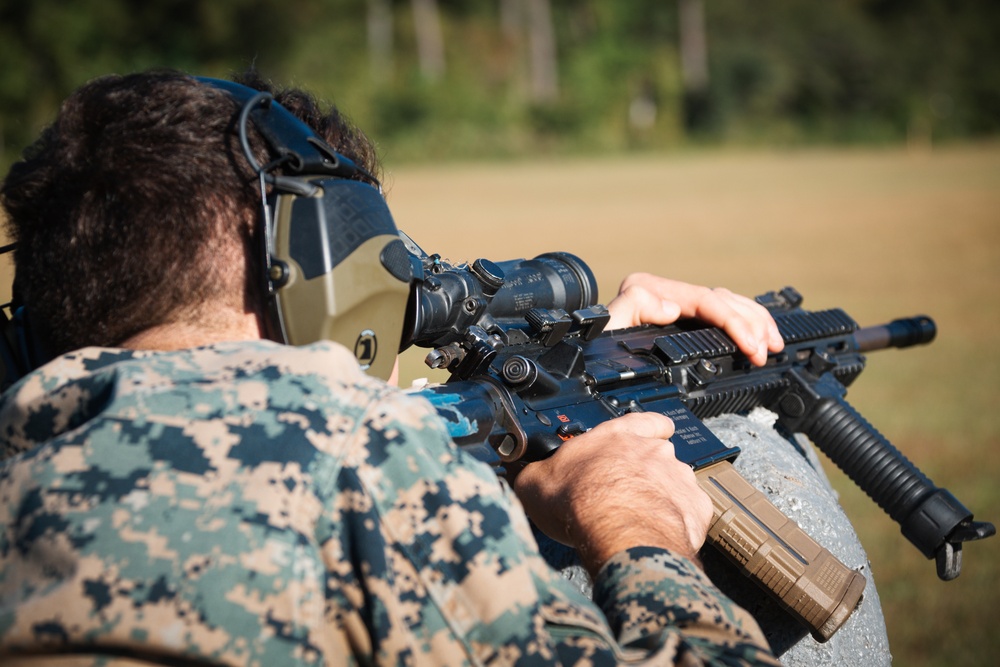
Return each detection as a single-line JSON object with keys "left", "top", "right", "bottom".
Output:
{"left": 854, "top": 316, "right": 936, "bottom": 352}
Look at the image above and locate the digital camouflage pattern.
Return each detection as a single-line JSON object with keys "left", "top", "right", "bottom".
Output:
{"left": 0, "top": 340, "right": 778, "bottom": 665}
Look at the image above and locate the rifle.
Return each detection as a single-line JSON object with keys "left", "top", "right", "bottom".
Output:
{"left": 398, "top": 241, "right": 995, "bottom": 641}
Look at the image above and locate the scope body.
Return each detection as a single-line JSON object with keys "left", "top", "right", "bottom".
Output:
{"left": 401, "top": 244, "right": 598, "bottom": 351}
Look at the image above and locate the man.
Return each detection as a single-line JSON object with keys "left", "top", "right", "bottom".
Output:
{"left": 0, "top": 70, "right": 783, "bottom": 665}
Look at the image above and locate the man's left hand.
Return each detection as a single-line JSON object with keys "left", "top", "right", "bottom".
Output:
{"left": 606, "top": 273, "right": 783, "bottom": 367}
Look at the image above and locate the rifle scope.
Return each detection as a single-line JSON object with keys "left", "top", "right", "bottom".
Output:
{"left": 401, "top": 248, "right": 598, "bottom": 351}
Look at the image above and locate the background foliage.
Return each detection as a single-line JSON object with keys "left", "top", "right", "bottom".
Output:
{"left": 1, "top": 0, "right": 999, "bottom": 170}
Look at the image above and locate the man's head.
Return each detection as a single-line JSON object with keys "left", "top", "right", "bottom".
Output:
{"left": 0, "top": 70, "right": 380, "bottom": 357}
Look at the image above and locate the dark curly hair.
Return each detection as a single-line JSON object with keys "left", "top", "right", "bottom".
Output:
{"left": 0, "top": 69, "right": 380, "bottom": 356}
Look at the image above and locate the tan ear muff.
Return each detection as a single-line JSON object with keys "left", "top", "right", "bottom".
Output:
{"left": 269, "top": 178, "right": 412, "bottom": 380}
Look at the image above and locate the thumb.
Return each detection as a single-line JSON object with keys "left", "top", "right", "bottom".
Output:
{"left": 607, "top": 284, "right": 683, "bottom": 329}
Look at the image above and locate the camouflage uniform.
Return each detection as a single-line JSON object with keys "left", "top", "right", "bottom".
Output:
{"left": 0, "top": 340, "right": 778, "bottom": 666}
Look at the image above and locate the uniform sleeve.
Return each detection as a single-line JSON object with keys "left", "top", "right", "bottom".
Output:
{"left": 319, "top": 387, "right": 779, "bottom": 666}
{"left": 594, "top": 547, "right": 781, "bottom": 665}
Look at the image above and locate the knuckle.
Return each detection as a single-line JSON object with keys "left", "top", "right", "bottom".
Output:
{"left": 619, "top": 272, "right": 651, "bottom": 291}
{"left": 620, "top": 283, "right": 648, "bottom": 302}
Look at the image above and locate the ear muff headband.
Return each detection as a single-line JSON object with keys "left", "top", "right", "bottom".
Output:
{"left": 196, "top": 77, "right": 377, "bottom": 187}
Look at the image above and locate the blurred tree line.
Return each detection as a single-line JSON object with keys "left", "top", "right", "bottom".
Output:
{"left": 1, "top": 0, "right": 997, "bottom": 169}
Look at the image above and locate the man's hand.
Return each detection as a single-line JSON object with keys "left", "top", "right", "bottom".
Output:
{"left": 511, "top": 412, "right": 713, "bottom": 577}
{"left": 606, "top": 273, "right": 784, "bottom": 367}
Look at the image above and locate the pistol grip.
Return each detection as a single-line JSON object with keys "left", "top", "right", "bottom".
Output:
{"left": 696, "top": 461, "right": 866, "bottom": 642}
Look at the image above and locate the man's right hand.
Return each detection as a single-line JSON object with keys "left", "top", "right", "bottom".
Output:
{"left": 509, "top": 412, "right": 713, "bottom": 577}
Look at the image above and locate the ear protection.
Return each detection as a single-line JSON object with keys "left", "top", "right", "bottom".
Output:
{"left": 0, "top": 76, "right": 416, "bottom": 389}
{"left": 200, "top": 77, "right": 417, "bottom": 380}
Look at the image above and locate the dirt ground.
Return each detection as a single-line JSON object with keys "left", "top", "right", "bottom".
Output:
{"left": 386, "top": 143, "right": 1000, "bottom": 667}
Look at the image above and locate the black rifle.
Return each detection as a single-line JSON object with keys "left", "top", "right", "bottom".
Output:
{"left": 401, "top": 247, "right": 994, "bottom": 640}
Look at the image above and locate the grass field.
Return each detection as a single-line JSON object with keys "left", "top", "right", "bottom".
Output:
{"left": 387, "top": 143, "right": 1000, "bottom": 666}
